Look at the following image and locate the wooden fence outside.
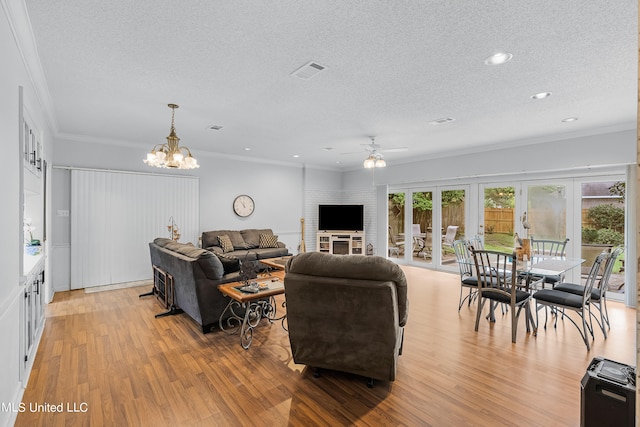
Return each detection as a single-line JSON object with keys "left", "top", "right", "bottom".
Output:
{"left": 484, "top": 208, "right": 514, "bottom": 234}
{"left": 392, "top": 204, "right": 621, "bottom": 240}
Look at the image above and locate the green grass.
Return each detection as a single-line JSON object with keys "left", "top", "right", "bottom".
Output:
{"left": 484, "top": 233, "right": 514, "bottom": 252}
{"left": 613, "top": 254, "right": 625, "bottom": 274}
{"left": 484, "top": 235, "right": 626, "bottom": 274}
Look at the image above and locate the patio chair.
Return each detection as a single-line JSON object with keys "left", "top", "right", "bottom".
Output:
{"left": 412, "top": 224, "right": 429, "bottom": 259}
{"left": 442, "top": 225, "right": 459, "bottom": 247}
{"left": 388, "top": 226, "right": 404, "bottom": 257}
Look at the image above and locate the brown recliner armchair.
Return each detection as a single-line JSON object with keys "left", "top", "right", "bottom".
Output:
{"left": 284, "top": 252, "right": 408, "bottom": 387}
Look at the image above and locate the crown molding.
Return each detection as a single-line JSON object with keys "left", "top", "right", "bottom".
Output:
{"left": 2, "top": 0, "right": 58, "bottom": 133}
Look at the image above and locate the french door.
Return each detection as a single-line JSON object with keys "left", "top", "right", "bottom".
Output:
{"left": 479, "top": 184, "right": 517, "bottom": 253}
{"left": 391, "top": 175, "right": 627, "bottom": 302}
{"left": 479, "top": 178, "right": 626, "bottom": 301}
{"left": 387, "top": 186, "right": 469, "bottom": 270}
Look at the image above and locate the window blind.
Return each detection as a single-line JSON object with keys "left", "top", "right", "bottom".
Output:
{"left": 70, "top": 169, "right": 199, "bottom": 289}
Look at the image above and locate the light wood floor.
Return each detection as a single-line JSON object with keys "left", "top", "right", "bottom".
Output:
{"left": 16, "top": 266, "right": 635, "bottom": 426}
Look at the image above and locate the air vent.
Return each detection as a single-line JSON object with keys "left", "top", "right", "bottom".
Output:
{"left": 291, "top": 61, "right": 327, "bottom": 80}
{"left": 429, "top": 117, "right": 456, "bottom": 125}
{"left": 208, "top": 125, "right": 223, "bottom": 131}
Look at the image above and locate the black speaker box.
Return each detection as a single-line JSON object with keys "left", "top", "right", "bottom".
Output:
{"left": 581, "top": 357, "right": 635, "bottom": 427}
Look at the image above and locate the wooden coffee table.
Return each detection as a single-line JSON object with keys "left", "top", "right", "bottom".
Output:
{"left": 218, "top": 270, "right": 286, "bottom": 349}
{"left": 260, "top": 255, "right": 292, "bottom": 272}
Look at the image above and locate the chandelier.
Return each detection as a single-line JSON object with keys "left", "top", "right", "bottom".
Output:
{"left": 144, "top": 104, "right": 199, "bottom": 169}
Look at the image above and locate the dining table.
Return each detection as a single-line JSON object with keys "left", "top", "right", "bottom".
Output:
{"left": 470, "top": 254, "right": 586, "bottom": 329}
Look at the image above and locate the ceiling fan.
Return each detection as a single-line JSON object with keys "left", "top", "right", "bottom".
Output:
{"left": 340, "top": 136, "right": 408, "bottom": 156}
{"left": 363, "top": 136, "right": 408, "bottom": 153}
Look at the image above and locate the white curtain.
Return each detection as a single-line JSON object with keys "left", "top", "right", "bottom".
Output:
{"left": 71, "top": 169, "right": 199, "bottom": 289}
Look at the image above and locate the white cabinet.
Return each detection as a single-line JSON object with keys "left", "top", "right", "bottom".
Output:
{"left": 316, "top": 232, "right": 365, "bottom": 255}
{"left": 19, "top": 87, "right": 47, "bottom": 383}
{"left": 22, "top": 111, "right": 43, "bottom": 177}
{"left": 23, "top": 257, "right": 45, "bottom": 369}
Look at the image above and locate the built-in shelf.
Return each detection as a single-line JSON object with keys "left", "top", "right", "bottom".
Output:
{"left": 19, "top": 86, "right": 47, "bottom": 387}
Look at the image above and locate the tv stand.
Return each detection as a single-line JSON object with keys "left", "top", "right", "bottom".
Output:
{"left": 316, "top": 231, "right": 364, "bottom": 255}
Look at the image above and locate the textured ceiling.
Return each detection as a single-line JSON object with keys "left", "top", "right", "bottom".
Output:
{"left": 24, "top": 0, "right": 638, "bottom": 169}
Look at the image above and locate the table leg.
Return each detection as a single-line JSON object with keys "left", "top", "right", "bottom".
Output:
{"left": 219, "top": 300, "right": 246, "bottom": 335}
{"left": 219, "top": 296, "right": 287, "bottom": 349}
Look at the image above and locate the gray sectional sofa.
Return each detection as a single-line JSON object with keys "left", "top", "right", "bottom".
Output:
{"left": 201, "top": 229, "right": 289, "bottom": 266}
{"left": 148, "top": 238, "right": 244, "bottom": 333}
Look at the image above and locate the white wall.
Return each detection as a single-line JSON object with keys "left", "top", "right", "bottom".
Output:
{"left": 51, "top": 139, "right": 337, "bottom": 289}
{"left": 342, "top": 130, "right": 636, "bottom": 189}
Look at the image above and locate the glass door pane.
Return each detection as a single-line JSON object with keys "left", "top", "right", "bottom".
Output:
{"left": 411, "top": 191, "right": 433, "bottom": 265}
{"left": 441, "top": 189, "right": 465, "bottom": 266}
{"left": 388, "top": 192, "right": 406, "bottom": 259}
{"left": 483, "top": 186, "right": 516, "bottom": 252}
{"left": 580, "top": 180, "right": 626, "bottom": 300}
{"left": 526, "top": 184, "right": 567, "bottom": 241}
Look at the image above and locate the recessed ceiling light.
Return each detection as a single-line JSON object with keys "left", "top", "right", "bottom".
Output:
{"left": 484, "top": 52, "right": 513, "bottom": 65}
{"left": 335, "top": 160, "right": 341, "bottom": 164}
{"left": 292, "top": 154, "right": 300, "bottom": 158}
{"left": 531, "top": 92, "right": 552, "bottom": 100}
{"left": 562, "top": 117, "right": 578, "bottom": 122}
{"left": 208, "top": 125, "right": 223, "bottom": 130}
{"left": 243, "top": 147, "right": 251, "bottom": 151}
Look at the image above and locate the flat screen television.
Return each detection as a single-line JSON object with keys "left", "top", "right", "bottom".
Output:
{"left": 318, "top": 204, "right": 364, "bottom": 232}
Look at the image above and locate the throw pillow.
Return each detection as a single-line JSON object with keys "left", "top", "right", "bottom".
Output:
{"left": 216, "top": 253, "right": 241, "bottom": 274}
{"left": 259, "top": 233, "right": 279, "bottom": 248}
{"left": 218, "top": 235, "right": 234, "bottom": 253}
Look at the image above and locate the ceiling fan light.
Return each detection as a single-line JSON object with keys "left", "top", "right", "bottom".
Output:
{"left": 363, "top": 156, "right": 375, "bottom": 168}
{"left": 375, "top": 158, "right": 386, "bottom": 168}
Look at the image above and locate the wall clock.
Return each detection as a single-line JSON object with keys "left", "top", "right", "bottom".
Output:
{"left": 233, "top": 194, "right": 255, "bottom": 217}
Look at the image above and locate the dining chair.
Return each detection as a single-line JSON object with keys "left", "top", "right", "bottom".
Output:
{"left": 532, "top": 252, "right": 608, "bottom": 351}
{"left": 452, "top": 239, "right": 477, "bottom": 311}
{"left": 530, "top": 236, "right": 570, "bottom": 256}
{"left": 388, "top": 226, "right": 404, "bottom": 257}
{"left": 553, "top": 247, "right": 622, "bottom": 338}
{"left": 467, "top": 235, "right": 484, "bottom": 250}
{"left": 470, "top": 248, "right": 534, "bottom": 343}
{"left": 529, "top": 236, "right": 570, "bottom": 288}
